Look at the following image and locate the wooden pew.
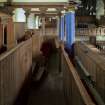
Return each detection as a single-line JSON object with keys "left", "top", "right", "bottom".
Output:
{"left": 76, "top": 27, "right": 105, "bottom": 36}
{"left": 32, "top": 35, "right": 43, "bottom": 58}
{"left": 0, "top": 38, "right": 32, "bottom": 105}
{"left": 75, "top": 42, "right": 105, "bottom": 102}
{"left": 60, "top": 44, "right": 95, "bottom": 105}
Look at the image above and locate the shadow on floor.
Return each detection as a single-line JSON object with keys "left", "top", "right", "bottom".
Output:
{"left": 28, "top": 71, "right": 66, "bottom": 105}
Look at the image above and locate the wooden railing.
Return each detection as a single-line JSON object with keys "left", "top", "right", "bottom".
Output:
{"left": 45, "top": 28, "right": 57, "bottom": 36}
{"left": 0, "top": 38, "right": 32, "bottom": 105}
{"left": 34, "top": 28, "right": 57, "bottom": 36}
{"left": 61, "top": 44, "right": 95, "bottom": 105}
{"left": 75, "top": 42, "right": 105, "bottom": 102}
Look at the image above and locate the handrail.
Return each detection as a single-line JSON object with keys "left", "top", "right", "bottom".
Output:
{"left": 61, "top": 44, "right": 95, "bottom": 105}
{"left": 0, "top": 37, "right": 32, "bottom": 105}
{"left": 0, "top": 38, "right": 32, "bottom": 61}
{"left": 75, "top": 42, "right": 105, "bottom": 104}
{"left": 75, "top": 56, "right": 105, "bottom": 105}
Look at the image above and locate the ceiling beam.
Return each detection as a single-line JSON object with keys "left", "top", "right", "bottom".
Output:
{"left": 11, "top": 5, "right": 65, "bottom": 9}
{"left": 11, "top": 2, "right": 67, "bottom": 5}
{"left": 10, "top": 2, "right": 67, "bottom": 9}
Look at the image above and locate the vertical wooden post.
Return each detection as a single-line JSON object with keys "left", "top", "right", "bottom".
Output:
{"left": 57, "top": 10, "right": 61, "bottom": 37}
{"left": 35, "top": 15, "right": 39, "bottom": 29}
{"left": 57, "top": 15, "right": 60, "bottom": 36}
{"left": 42, "top": 16, "right": 46, "bottom": 36}
{"left": 7, "top": 17, "right": 15, "bottom": 50}
{"left": 34, "top": 14, "right": 36, "bottom": 29}
{"left": 24, "top": 9, "right": 30, "bottom": 30}
{"left": 40, "top": 7, "right": 47, "bottom": 36}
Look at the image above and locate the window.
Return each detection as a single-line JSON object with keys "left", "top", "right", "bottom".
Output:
{"left": 14, "top": 8, "right": 26, "bottom": 22}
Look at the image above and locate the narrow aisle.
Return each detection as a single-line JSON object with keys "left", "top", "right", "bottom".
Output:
{"left": 28, "top": 72, "right": 66, "bottom": 105}
{"left": 27, "top": 53, "right": 66, "bottom": 105}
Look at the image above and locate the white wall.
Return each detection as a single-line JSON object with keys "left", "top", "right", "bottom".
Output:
{"left": 14, "top": 22, "right": 26, "bottom": 40}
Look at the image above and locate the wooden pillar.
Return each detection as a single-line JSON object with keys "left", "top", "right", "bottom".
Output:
{"left": 24, "top": 9, "right": 30, "bottom": 30}
{"left": 57, "top": 12, "right": 61, "bottom": 36}
{"left": 25, "top": 13, "right": 30, "bottom": 30}
{"left": 56, "top": 7, "right": 63, "bottom": 38}
{"left": 42, "top": 15, "right": 46, "bottom": 36}
{"left": 7, "top": 17, "right": 15, "bottom": 50}
{"left": 34, "top": 14, "right": 36, "bottom": 29}
{"left": 38, "top": 17, "right": 41, "bottom": 28}
{"left": 40, "top": 7, "right": 47, "bottom": 36}
{"left": 35, "top": 15, "right": 39, "bottom": 29}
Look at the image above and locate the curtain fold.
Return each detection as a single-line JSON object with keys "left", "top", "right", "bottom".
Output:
{"left": 65, "top": 12, "right": 75, "bottom": 49}
{"left": 60, "top": 16, "right": 65, "bottom": 41}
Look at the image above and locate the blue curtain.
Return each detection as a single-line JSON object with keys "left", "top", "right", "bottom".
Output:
{"left": 65, "top": 12, "right": 75, "bottom": 49}
{"left": 59, "top": 17, "right": 61, "bottom": 40}
{"left": 60, "top": 16, "right": 65, "bottom": 41}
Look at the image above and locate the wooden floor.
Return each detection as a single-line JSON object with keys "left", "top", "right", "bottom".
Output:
{"left": 28, "top": 71, "right": 65, "bottom": 105}
{"left": 27, "top": 52, "right": 66, "bottom": 105}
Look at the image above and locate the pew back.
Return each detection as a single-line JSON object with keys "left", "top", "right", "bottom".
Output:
{"left": 75, "top": 42, "right": 105, "bottom": 102}
{"left": 0, "top": 39, "right": 32, "bottom": 105}
{"left": 61, "top": 44, "right": 95, "bottom": 105}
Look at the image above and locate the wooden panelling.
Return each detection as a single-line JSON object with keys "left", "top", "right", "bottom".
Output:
{"left": 32, "top": 35, "right": 43, "bottom": 58}
{"left": 0, "top": 38, "right": 32, "bottom": 105}
{"left": 7, "top": 18, "right": 16, "bottom": 50}
{"left": 76, "top": 27, "right": 105, "bottom": 36}
{"left": 14, "top": 22, "right": 26, "bottom": 41}
{"left": 61, "top": 45, "right": 95, "bottom": 105}
{"left": 45, "top": 28, "right": 57, "bottom": 36}
{"left": 76, "top": 16, "right": 96, "bottom": 24}
{"left": 75, "top": 42, "right": 105, "bottom": 102}
{"left": 34, "top": 28, "right": 57, "bottom": 36}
